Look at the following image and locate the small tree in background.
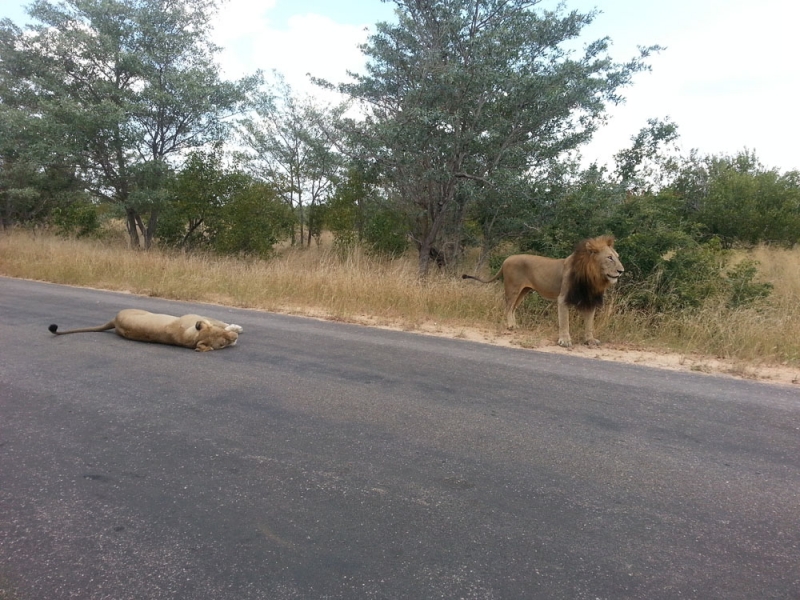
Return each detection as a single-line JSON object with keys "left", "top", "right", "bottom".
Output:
{"left": 214, "top": 183, "right": 295, "bottom": 257}
{"left": 693, "top": 152, "right": 800, "bottom": 247}
{"left": 325, "top": 164, "right": 376, "bottom": 253}
{"left": 238, "top": 75, "right": 340, "bottom": 246}
{"left": 157, "top": 148, "right": 251, "bottom": 250}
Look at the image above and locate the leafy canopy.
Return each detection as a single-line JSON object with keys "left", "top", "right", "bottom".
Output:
{"left": 0, "top": 0, "right": 259, "bottom": 247}
{"left": 336, "top": 0, "right": 660, "bottom": 274}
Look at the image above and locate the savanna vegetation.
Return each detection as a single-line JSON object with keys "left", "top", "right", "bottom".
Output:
{"left": 1, "top": 0, "right": 799, "bottom": 373}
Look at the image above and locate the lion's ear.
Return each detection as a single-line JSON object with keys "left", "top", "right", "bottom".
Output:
{"left": 195, "top": 321, "right": 204, "bottom": 331}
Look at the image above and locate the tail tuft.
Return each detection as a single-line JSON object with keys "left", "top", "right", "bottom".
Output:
{"left": 461, "top": 274, "right": 469, "bottom": 279}
{"left": 48, "top": 324, "right": 59, "bottom": 334}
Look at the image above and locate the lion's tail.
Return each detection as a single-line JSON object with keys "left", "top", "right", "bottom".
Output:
{"left": 48, "top": 321, "right": 116, "bottom": 335}
{"left": 461, "top": 271, "right": 502, "bottom": 284}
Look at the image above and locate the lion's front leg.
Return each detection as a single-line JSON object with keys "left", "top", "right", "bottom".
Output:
{"left": 582, "top": 309, "right": 600, "bottom": 346}
{"left": 557, "top": 298, "right": 572, "bottom": 347}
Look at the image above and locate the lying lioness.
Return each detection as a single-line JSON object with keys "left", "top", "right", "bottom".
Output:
{"left": 48, "top": 309, "right": 243, "bottom": 352}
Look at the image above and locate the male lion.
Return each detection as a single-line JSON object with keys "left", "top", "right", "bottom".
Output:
{"left": 48, "top": 309, "right": 243, "bottom": 352}
{"left": 462, "top": 236, "right": 624, "bottom": 347}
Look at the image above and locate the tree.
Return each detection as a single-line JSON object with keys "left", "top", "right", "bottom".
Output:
{"left": 238, "top": 75, "right": 341, "bottom": 247}
{"left": 0, "top": 0, "right": 259, "bottom": 248}
{"left": 337, "top": 0, "right": 659, "bottom": 275}
{"left": 614, "top": 117, "right": 680, "bottom": 191}
{"left": 0, "top": 22, "right": 87, "bottom": 230}
{"left": 325, "top": 163, "right": 375, "bottom": 251}
{"left": 157, "top": 147, "right": 250, "bottom": 249}
{"left": 694, "top": 152, "right": 800, "bottom": 247}
{"left": 214, "top": 182, "right": 295, "bottom": 257}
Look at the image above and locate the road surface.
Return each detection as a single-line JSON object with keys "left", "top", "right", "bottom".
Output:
{"left": 1, "top": 277, "right": 798, "bottom": 599}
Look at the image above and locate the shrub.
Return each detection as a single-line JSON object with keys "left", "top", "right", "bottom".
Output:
{"left": 52, "top": 200, "right": 101, "bottom": 238}
{"left": 363, "top": 205, "right": 409, "bottom": 257}
{"left": 214, "top": 184, "right": 294, "bottom": 257}
{"left": 726, "top": 259, "right": 773, "bottom": 308}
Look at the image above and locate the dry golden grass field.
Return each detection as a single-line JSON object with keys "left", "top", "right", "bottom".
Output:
{"left": 2, "top": 229, "right": 799, "bottom": 386}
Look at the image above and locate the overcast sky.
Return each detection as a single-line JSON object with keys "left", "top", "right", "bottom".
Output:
{"left": 3, "top": 0, "right": 798, "bottom": 172}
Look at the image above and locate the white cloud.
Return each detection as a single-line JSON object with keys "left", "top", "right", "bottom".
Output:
{"left": 253, "top": 13, "right": 368, "bottom": 96}
{"left": 208, "top": 0, "right": 800, "bottom": 171}
{"left": 580, "top": 0, "right": 800, "bottom": 170}
{"left": 213, "top": 4, "right": 370, "bottom": 104}
{"left": 212, "top": 0, "right": 276, "bottom": 41}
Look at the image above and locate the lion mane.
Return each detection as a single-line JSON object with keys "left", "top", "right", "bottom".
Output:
{"left": 563, "top": 236, "right": 616, "bottom": 311}
{"left": 49, "top": 309, "right": 243, "bottom": 352}
{"left": 462, "top": 235, "right": 624, "bottom": 347}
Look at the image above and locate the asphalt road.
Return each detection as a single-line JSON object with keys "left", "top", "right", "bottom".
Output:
{"left": 1, "top": 276, "right": 799, "bottom": 600}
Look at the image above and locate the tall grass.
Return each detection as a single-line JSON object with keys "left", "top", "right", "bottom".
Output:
{"left": 3, "top": 229, "right": 800, "bottom": 367}
{"left": 0, "top": 229, "right": 503, "bottom": 328}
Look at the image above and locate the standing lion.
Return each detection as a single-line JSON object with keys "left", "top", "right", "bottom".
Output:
{"left": 462, "top": 236, "right": 624, "bottom": 347}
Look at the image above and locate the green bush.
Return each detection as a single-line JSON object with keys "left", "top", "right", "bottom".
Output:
{"left": 363, "top": 205, "right": 409, "bottom": 257}
{"left": 617, "top": 234, "right": 723, "bottom": 312}
{"left": 726, "top": 259, "right": 773, "bottom": 308}
{"left": 214, "top": 184, "right": 294, "bottom": 257}
{"left": 52, "top": 200, "right": 101, "bottom": 238}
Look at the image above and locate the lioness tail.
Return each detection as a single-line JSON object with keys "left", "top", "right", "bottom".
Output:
{"left": 48, "top": 321, "right": 116, "bottom": 335}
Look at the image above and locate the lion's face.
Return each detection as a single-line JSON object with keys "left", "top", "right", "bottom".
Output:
{"left": 598, "top": 243, "right": 624, "bottom": 285}
{"left": 194, "top": 320, "right": 239, "bottom": 352}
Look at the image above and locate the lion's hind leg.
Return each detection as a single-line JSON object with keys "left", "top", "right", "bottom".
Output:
{"left": 505, "top": 286, "right": 532, "bottom": 329}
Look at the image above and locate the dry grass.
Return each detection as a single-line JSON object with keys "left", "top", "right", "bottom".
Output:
{"left": 3, "top": 229, "right": 800, "bottom": 370}
{"left": 0, "top": 228, "right": 503, "bottom": 329}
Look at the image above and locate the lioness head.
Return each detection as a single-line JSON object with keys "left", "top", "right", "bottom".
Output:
{"left": 194, "top": 320, "right": 239, "bottom": 352}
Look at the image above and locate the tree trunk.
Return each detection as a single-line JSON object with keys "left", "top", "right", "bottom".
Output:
{"left": 417, "top": 239, "right": 432, "bottom": 277}
{"left": 143, "top": 209, "right": 159, "bottom": 250}
{"left": 125, "top": 208, "right": 141, "bottom": 249}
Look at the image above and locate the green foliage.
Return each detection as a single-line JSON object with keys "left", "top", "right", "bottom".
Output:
{"left": 0, "top": 101, "right": 87, "bottom": 226}
{"left": 324, "top": 164, "right": 408, "bottom": 257}
{"left": 213, "top": 183, "right": 294, "bottom": 257}
{"left": 465, "top": 168, "right": 542, "bottom": 258}
{"left": 337, "top": 0, "right": 660, "bottom": 275}
{"left": 157, "top": 149, "right": 250, "bottom": 249}
{"left": 518, "top": 165, "right": 623, "bottom": 257}
{"left": 238, "top": 76, "right": 340, "bottom": 246}
{"left": 325, "top": 165, "right": 375, "bottom": 253}
{"left": 155, "top": 204, "right": 191, "bottom": 248}
{"left": 512, "top": 171, "right": 775, "bottom": 314}
{"left": 306, "top": 202, "right": 328, "bottom": 246}
{"left": 326, "top": 196, "right": 359, "bottom": 254}
{"left": 617, "top": 236, "right": 727, "bottom": 312}
{"left": 726, "top": 259, "right": 773, "bottom": 308}
{"left": 158, "top": 157, "right": 294, "bottom": 257}
{"left": 614, "top": 118, "right": 680, "bottom": 188}
{"left": 0, "top": 0, "right": 260, "bottom": 247}
{"left": 363, "top": 204, "right": 409, "bottom": 257}
{"left": 52, "top": 200, "right": 101, "bottom": 238}
{"left": 693, "top": 153, "right": 800, "bottom": 247}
